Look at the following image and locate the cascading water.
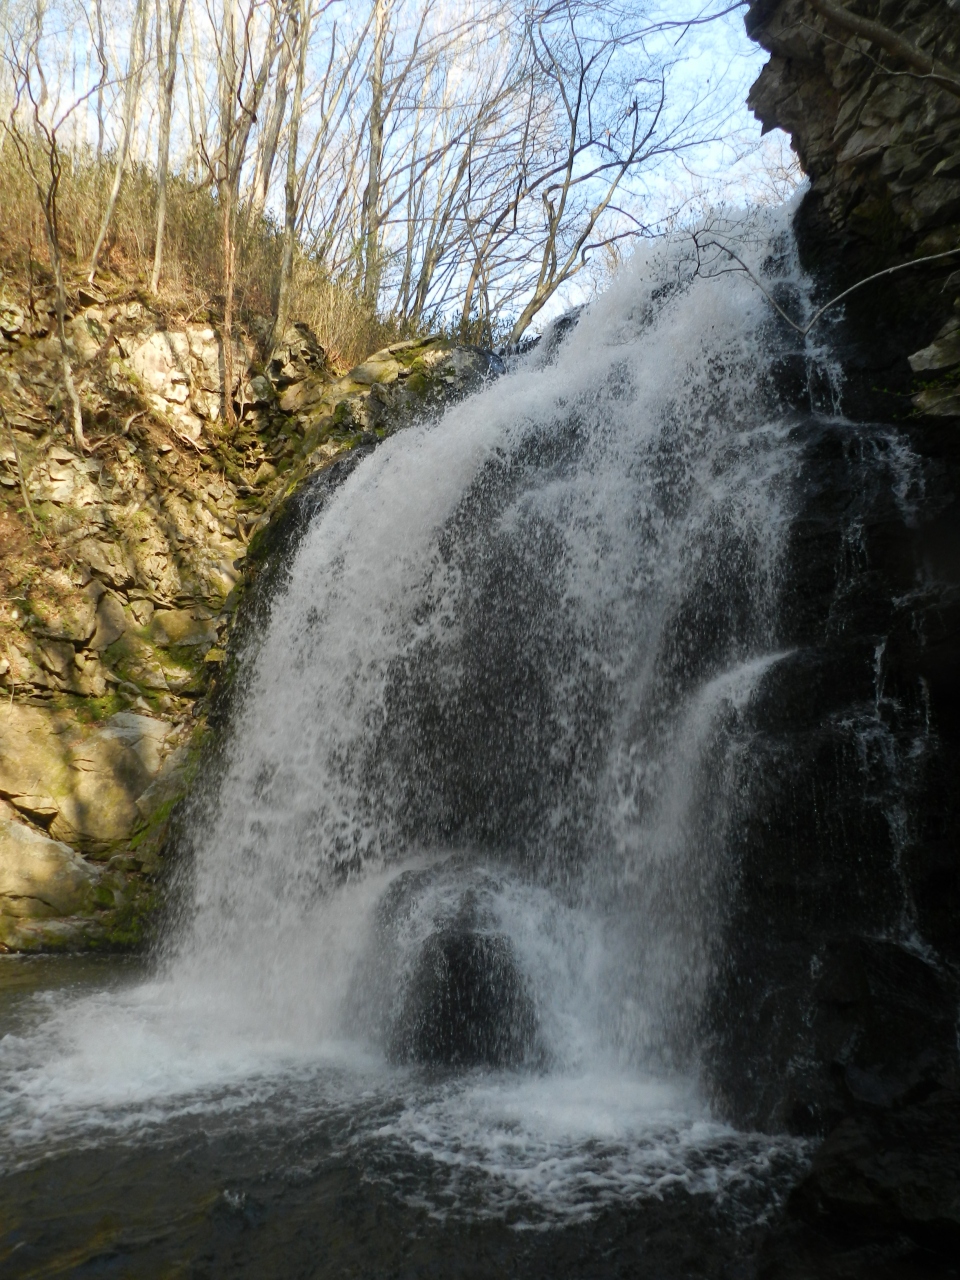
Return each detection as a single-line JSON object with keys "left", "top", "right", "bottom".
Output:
{"left": 1, "top": 204, "right": 852, "bottom": 1244}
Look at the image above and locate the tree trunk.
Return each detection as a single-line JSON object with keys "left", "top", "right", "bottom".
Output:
{"left": 250, "top": 11, "right": 296, "bottom": 217}
{"left": 43, "top": 202, "right": 86, "bottom": 451}
{"left": 0, "top": 404, "right": 39, "bottom": 532}
{"left": 222, "top": 189, "right": 237, "bottom": 431}
{"left": 362, "top": 0, "right": 388, "bottom": 310}
{"left": 206, "top": 0, "right": 282, "bottom": 429}
{"left": 88, "top": 0, "right": 149, "bottom": 283}
{"left": 151, "top": 0, "right": 187, "bottom": 294}
{"left": 274, "top": 0, "right": 312, "bottom": 343}
{"left": 219, "top": 0, "right": 239, "bottom": 432}
{"left": 92, "top": 0, "right": 107, "bottom": 163}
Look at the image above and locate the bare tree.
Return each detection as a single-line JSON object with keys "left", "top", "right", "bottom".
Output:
{"left": 475, "top": 2, "right": 734, "bottom": 343}
{"left": 333, "top": 0, "right": 749, "bottom": 343}
{"left": 361, "top": 0, "right": 391, "bottom": 308}
{"left": 198, "top": 0, "right": 282, "bottom": 428}
{"left": 248, "top": 1, "right": 295, "bottom": 215}
{"left": 151, "top": 0, "right": 187, "bottom": 292}
{"left": 1, "top": 0, "right": 105, "bottom": 451}
{"left": 386, "top": 4, "right": 529, "bottom": 328}
{"left": 87, "top": 0, "right": 150, "bottom": 282}
{"left": 1, "top": 0, "right": 779, "bottom": 363}
{"left": 296, "top": 23, "right": 371, "bottom": 286}
{"left": 273, "top": 0, "right": 314, "bottom": 338}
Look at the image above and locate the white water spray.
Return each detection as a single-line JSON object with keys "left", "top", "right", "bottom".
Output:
{"left": 0, "top": 207, "right": 818, "bottom": 1218}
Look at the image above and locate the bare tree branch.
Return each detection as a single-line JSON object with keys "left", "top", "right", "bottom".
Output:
{"left": 807, "top": 0, "right": 960, "bottom": 100}
{"left": 692, "top": 230, "right": 960, "bottom": 337}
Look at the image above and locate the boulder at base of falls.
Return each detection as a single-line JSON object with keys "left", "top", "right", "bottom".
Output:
{"left": 0, "top": 809, "right": 144, "bottom": 953}
{"left": 367, "top": 861, "right": 545, "bottom": 1071}
{"left": 390, "top": 927, "right": 542, "bottom": 1069}
{"left": 757, "top": 1085, "right": 960, "bottom": 1280}
{"left": 0, "top": 704, "right": 182, "bottom": 953}
{"left": 0, "top": 705, "right": 172, "bottom": 852}
{"left": 0, "top": 816, "right": 100, "bottom": 922}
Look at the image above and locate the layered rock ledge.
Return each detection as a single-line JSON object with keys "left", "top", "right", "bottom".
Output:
{"left": 747, "top": 0, "right": 960, "bottom": 418}
{"left": 0, "top": 283, "right": 498, "bottom": 951}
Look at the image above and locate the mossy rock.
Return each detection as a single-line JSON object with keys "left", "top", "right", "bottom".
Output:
{"left": 403, "top": 371, "right": 433, "bottom": 397}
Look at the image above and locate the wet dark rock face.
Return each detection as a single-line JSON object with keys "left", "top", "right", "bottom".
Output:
{"left": 747, "top": 0, "right": 960, "bottom": 424}
{"left": 746, "top": 0, "right": 960, "bottom": 259}
{"left": 724, "top": 8, "right": 960, "bottom": 1271}
{"left": 357, "top": 863, "right": 545, "bottom": 1071}
{"left": 707, "top": 409, "right": 960, "bottom": 1117}
{"left": 757, "top": 1088, "right": 960, "bottom": 1279}
{"left": 701, "top": 403, "right": 960, "bottom": 1275}
{"left": 391, "top": 926, "right": 541, "bottom": 1068}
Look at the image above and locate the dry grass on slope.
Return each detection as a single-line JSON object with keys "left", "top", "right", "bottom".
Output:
{"left": 0, "top": 141, "right": 417, "bottom": 371}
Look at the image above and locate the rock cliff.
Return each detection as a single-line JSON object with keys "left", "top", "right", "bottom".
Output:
{"left": 0, "top": 281, "right": 497, "bottom": 951}
{"left": 747, "top": 0, "right": 960, "bottom": 419}
{"left": 742, "top": 4, "right": 960, "bottom": 1275}
{"left": 748, "top": 1, "right": 960, "bottom": 252}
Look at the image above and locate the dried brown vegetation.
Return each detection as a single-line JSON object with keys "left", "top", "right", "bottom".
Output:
{"left": 0, "top": 142, "right": 414, "bottom": 371}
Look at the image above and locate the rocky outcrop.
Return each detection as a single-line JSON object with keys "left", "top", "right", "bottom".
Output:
{"left": 0, "top": 706, "right": 191, "bottom": 949}
{"left": 748, "top": 1, "right": 960, "bottom": 252}
{"left": 0, "top": 816, "right": 100, "bottom": 919}
{"left": 746, "top": 0, "right": 960, "bottom": 418}
{"left": 251, "top": 337, "right": 502, "bottom": 542}
{"left": 0, "top": 278, "right": 501, "bottom": 952}
{"left": 741, "top": 6, "right": 960, "bottom": 1276}
{"left": 757, "top": 1088, "right": 960, "bottom": 1277}
{"left": 0, "top": 705, "right": 170, "bottom": 847}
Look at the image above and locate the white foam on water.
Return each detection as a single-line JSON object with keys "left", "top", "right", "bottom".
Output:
{"left": 366, "top": 1070, "right": 805, "bottom": 1226}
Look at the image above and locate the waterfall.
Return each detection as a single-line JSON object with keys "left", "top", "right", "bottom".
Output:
{"left": 0, "top": 204, "right": 823, "bottom": 1221}
{"left": 169, "top": 206, "right": 808, "bottom": 1067}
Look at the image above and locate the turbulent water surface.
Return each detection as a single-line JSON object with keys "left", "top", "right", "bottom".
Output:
{"left": 0, "top": 207, "right": 858, "bottom": 1275}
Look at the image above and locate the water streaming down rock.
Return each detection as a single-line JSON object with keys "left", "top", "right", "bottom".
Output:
{"left": 169, "top": 206, "right": 810, "bottom": 1084}
{"left": 3, "top": 203, "right": 955, "bottom": 1254}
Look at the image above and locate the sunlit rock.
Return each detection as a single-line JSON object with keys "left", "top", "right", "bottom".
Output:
{"left": 148, "top": 608, "right": 218, "bottom": 649}
{"left": 0, "top": 706, "right": 172, "bottom": 851}
{"left": 0, "top": 816, "right": 99, "bottom": 920}
{"left": 89, "top": 592, "right": 128, "bottom": 651}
